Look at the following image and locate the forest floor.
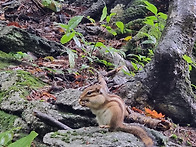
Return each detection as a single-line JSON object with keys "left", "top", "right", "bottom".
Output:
{"left": 0, "top": 0, "right": 196, "bottom": 146}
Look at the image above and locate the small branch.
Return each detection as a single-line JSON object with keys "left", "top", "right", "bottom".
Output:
{"left": 104, "top": 66, "right": 124, "bottom": 77}
{"left": 31, "top": 0, "right": 46, "bottom": 14}
{"left": 126, "top": 107, "right": 171, "bottom": 131}
{"left": 33, "top": 110, "right": 72, "bottom": 130}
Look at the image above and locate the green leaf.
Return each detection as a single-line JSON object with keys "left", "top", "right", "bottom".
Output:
{"left": 106, "top": 16, "right": 111, "bottom": 23}
{"left": 0, "top": 131, "right": 13, "bottom": 146}
{"left": 191, "top": 84, "right": 196, "bottom": 89}
{"left": 146, "top": 16, "right": 158, "bottom": 21}
{"left": 41, "top": 0, "right": 51, "bottom": 6}
{"left": 116, "top": 21, "right": 124, "bottom": 33}
{"left": 141, "top": 39, "right": 155, "bottom": 45}
{"left": 105, "top": 26, "right": 117, "bottom": 36}
{"left": 144, "top": 18, "right": 154, "bottom": 26}
{"left": 170, "top": 134, "right": 178, "bottom": 139}
{"left": 148, "top": 49, "right": 154, "bottom": 56}
{"left": 131, "top": 62, "right": 138, "bottom": 70}
{"left": 148, "top": 35, "right": 157, "bottom": 44}
{"left": 100, "top": 6, "right": 107, "bottom": 22}
{"left": 58, "top": 23, "right": 68, "bottom": 30}
{"left": 67, "top": 49, "right": 77, "bottom": 68}
{"left": 86, "top": 16, "right": 95, "bottom": 23}
{"left": 86, "top": 56, "right": 94, "bottom": 63}
{"left": 158, "top": 12, "right": 168, "bottom": 20}
{"left": 118, "top": 50, "right": 126, "bottom": 58}
{"left": 60, "top": 31, "right": 75, "bottom": 44}
{"left": 189, "top": 65, "right": 192, "bottom": 71}
{"left": 121, "top": 69, "right": 131, "bottom": 76}
{"left": 106, "top": 13, "right": 116, "bottom": 23}
{"left": 73, "top": 36, "right": 81, "bottom": 48}
{"left": 80, "top": 64, "right": 90, "bottom": 70}
{"left": 67, "top": 16, "right": 83, "bottom": 30}
{"left": 8, "top": 131, "right": 38, "bottom": 147}
{"left": 182, "top": 55, "right": 193, "bottom": 64}
{"left": 95, "top": 42, "right": 106, "bottom": 48}
{"left": 144, "top": 1, "right": 157, "bottom": 15}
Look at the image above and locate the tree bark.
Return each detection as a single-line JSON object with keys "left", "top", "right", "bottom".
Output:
{"left": 130, "top": 0, "right": 196, "bottom": 126}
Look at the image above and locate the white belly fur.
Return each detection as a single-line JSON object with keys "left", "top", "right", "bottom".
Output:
{"left": 91, "top": 108, "right": 112, "bottom": 125}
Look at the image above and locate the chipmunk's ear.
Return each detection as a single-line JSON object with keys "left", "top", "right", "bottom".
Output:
{"left": 99, "top": 88, "right": 103, "bottom": 94}
{"left": 100, "top": 87, "right": 108, "bottom": 95}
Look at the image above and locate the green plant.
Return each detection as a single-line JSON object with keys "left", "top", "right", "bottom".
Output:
{"left": 13, "top": 51, "right": 33, "bottom": 62}
{"left": 182, "top": 55, "right": 196, "bottom": 71}
{"left": 122, "top": 1, "right": 167, "bottom": 76}
{"left": 125, "top": 53, "right": 151, "bottom": 76}
{"left": 57, "top": 16, "right": 83, "bottom": 68}
{"left": 136, "top": 1, "right": 167, "bottom": 47}
{"left": 182, "top": 54, "right": 196, "bottom": 90}
{"left": 0, "top": 128, "right": 38, "bottom": 147}
{"left": 56, "top": 6, "right": 131, "bottom": 73}
{"left": 99, "top": 6, "right": 126, "bottom": 36}
{"left": 100, "top": 6, "right": 117, "bottom": 36}
{"left": 58, "top": 16, "right": 83, "bottom": 44}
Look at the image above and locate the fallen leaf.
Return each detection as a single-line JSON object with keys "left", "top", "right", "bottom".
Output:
{"left": 132, "top": 107, "right": 144, "bottom": 114}
{"left": 145, "top": 107, "right": 165, "bottom": 119}
{"left": 7, "top": 22, "right": 22, "bottom": 28}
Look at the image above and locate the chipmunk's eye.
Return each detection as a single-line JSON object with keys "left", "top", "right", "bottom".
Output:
{"left": 87, "top": 91, "right": 93, "bottom": 95}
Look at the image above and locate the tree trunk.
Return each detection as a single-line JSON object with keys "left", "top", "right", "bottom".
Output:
{"left": 134, "top": 0, "right": 196, "bottom": 126}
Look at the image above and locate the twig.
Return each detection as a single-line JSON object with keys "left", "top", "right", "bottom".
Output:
{"left": 126, "top": 107, "right": 171, "bottom": 131}
{"left": 104, "top": 66, "right": 124, "bottom": 77}
{"left": 31, "top": 0, "right": 46, "bottom": 14}
{"left": 33, "top": 110, "right": 72, "bottom": 130}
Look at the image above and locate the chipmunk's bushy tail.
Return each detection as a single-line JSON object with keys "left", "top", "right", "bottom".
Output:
{"left": 117, "top": 125, "right": 153, "bottom": 147}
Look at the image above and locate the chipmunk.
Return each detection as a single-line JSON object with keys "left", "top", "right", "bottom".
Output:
{"left": 79, "top": 83, "right": 154, "bottom": 147}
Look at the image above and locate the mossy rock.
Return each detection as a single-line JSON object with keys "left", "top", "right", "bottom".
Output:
{"left": 0, "top": 70, "right": 46, "bottom": 100}
{"left": 0, "top": 110, "right": 18, "bottom": 132}
{"left": 0, "top": 50, "right": 19, "bottom": 69}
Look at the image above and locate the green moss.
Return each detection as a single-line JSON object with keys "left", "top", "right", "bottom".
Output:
{"left": 0, "top": 51, "right": 17, "bottom": 69}
{"left": 122, "top": 0, "right": 147, "bottom": 23}
{"left": 126, "top": 18, "right": 145, "bottom": 33}
{"left": 71, "top": 131, "right": 78, "bottom": 136}
{"left": 50, "top": 132, "right": 60, "bottom": 138}
{"left": 0, "top": 90, "right": 7, "bottom": 102}
{"left": 16, "top": 70, "right": 45, "bottom": 89}
{"left": 61, "top": 137, "right": 70, "bottom": 143}
{"left": 0, "top": 70, "right": 46, "bottom": 102}
{"left": 0, "top": 111, "right": 18, "bottom": 132}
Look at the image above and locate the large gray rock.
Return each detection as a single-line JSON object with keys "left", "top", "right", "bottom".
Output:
{"left": 55, "top": 88, "right": 97, "bottom": 128}
{"left": 43, "top": 127, "right": 146, "bottom": 147}
{"left": 0, "top": 25, "right": 65, "bottom": 57}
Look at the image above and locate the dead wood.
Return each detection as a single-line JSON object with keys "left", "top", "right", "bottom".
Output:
{"left": 31, "top": 0, "right": 46, "bottom": 14}
{"left": 126, "top": 107, "right": 171, "bottom": 131}
{"left": 33, "top": 110, "right": 73, "bottom": 130}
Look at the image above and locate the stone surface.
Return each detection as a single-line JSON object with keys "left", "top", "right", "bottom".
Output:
{"left": 43, "top": 127, "right": 145, "bottom": 147}
{"left": 0, "top": 25, "right": 66, "bottom": 57}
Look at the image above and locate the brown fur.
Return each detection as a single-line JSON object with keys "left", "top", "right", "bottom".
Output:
{"left": 79, "top": 84, "right": 153, "bottom": 147}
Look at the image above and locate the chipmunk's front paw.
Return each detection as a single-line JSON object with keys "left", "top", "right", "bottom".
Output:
{"left": 99, "top": 125, "right": 110, "bottom": 128}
